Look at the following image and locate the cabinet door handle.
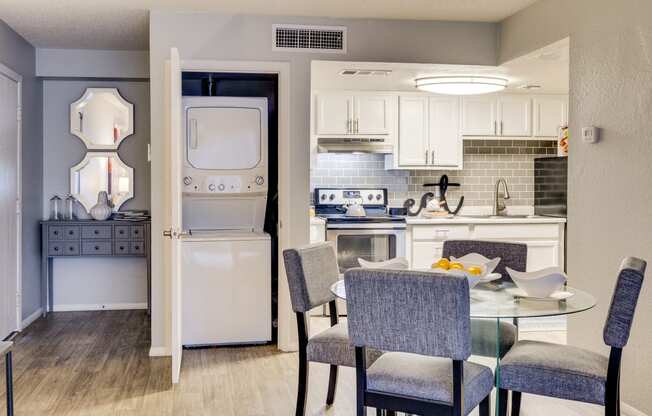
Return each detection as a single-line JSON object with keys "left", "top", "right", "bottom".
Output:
{"left": 431, "top": 150, "right": 435, "bottom": 165}
{"left": 500, "top": 121, "right": 504, "bottom": 135}
{"left": 494, "top": 121, "right": 497, "bottom": 135}
{"left": 347, "top": 119, "right": 351, "bottom": 133}
{"left": 425, "top": 150, "right": 429, "bottom": 165}
{"left": 354, "top": 119, "right": 359, "bottom": 134}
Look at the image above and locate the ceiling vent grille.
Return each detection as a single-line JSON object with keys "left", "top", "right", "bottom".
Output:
{"left": 273, "top": 24, "right": 347, "bottom": 53}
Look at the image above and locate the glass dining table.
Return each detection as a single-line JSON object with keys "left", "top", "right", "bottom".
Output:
{"left": 330, "top": 278, "right": 597, "bottom": 415}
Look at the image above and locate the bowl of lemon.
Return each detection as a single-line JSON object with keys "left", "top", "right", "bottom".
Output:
{"left": 429, "top": 255, "right": 501, "bottom": 289}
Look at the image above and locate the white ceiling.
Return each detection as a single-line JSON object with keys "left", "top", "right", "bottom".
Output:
{"left": 0, "top": 0, "right": 539, "bottom": 50}
{"left": 312, "top": 38, "right": 569, "bottom": 94}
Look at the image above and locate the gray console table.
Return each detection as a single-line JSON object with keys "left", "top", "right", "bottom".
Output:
{"left": 40, "top": 220, "right": 151, "bottom": 316}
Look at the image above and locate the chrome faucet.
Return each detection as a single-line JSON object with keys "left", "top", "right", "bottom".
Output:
{"left": 493, "top": 178, "right": 511, "bottom": 216}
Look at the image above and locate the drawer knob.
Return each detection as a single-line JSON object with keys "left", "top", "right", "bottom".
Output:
{"left": 119, "top": 230, "right": 125, "bottom": 234}
{"left": 134, "top": 245, "right": 140, "bottom": 250}
{"left": 134, "top": 230, "right": 139, "bottom": 235}
{"left": 68, "top": 247, "right": 74, "bottom": 251}
{"left": 69, "top": 230, "right": 74, "bottom": 235}
{"left": 53, "top": 231, "right": 59, "bottom": 235}
{"left": 94, "top": 230, "right": 99, "bottom": 234}
{"left": 94, "top": 245, "right": 100, "bottom": 250}
{"left": 54, "top": 247, "right": 59, "bottom": 252}
{"left": 120, "top": 246, "right": 125, "bottom": 250}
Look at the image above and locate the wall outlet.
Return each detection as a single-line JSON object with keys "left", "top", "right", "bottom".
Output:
{"left": 581, "top": 126, "right": 600, "bottom": 143}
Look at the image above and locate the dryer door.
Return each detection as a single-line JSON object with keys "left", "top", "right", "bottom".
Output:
{"left": 187, "top": 106, "right": 262, "bottom": 170}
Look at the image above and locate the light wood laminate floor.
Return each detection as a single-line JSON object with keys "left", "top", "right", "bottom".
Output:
{"left": 0, "top": 311, "right": 605, "bottom": 415}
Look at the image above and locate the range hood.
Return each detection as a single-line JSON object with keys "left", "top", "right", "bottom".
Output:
{"left": 317, "top": 137, "right": 393, "bottom": 154}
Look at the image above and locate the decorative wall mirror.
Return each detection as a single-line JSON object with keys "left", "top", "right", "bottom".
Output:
{"left": 70, "top": 152, "right": 134, "bottom": 211}
{"left": 70, "top": 88, "right": 134, "bottom": 150}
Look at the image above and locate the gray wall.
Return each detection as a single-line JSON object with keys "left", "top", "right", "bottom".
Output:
{"left": 0, "top": 19, "right": 43, "bottom": 321}
{"left": 37, "top": 49, "right": 149, "bottom": 79}
{"left": 501, "top": 1, "right": 652, "bottom": 412}
{"left": 149, "top": 11, "right": 499, "bottom": 350}
{"left": 42, "top": 79, "right": 150, "bottom": 309}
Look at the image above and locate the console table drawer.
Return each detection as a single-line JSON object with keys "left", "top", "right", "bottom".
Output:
{"left": 114, "top": 241, "right": 130, "bottom": 254}
{"left": 130, "top": 225, "right": 145, "bottom": 239}
{"left": 49, "top": 241, "right": 80, "bottom": 256}
{"left": 63, "top": 226, "right": 80, "bottom": 239}
{"left": 48, "top": 226, "right": 65, "bottom": 240}
{"left": 82, "top": 226, "right": 112, "bottom": 239}
{"left": 115, "top": 226, "right": 130, "bottom": 240}
{"left": 82, "top": 241, "right": 112, "bottom": 255}
{"left": 130, "top": 241, "right": 145, "bottom": 255}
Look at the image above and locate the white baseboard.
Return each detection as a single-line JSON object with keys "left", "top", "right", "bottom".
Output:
{"left": 149, "top": 346, "right": 171, "bottom": 357}
{"left": 623, "top": 402, "right": 648, "bottom": 416}
{"left": 52, "top": 302, "right": 147, "bottom": 312}
{"left": 20, "top": 307, "right": 43, "bottom": 330}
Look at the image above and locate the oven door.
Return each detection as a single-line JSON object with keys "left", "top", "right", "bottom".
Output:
{"left": 325, "top": 227, "right": 406, "bottom": 316}
{"left": 326, "top": 228, "right": 406, "bottom": 274}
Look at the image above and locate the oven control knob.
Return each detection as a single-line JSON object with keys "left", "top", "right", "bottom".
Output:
{"left": 255, "top": 176, "right": 265, "bottom": 186}
{"left": 329, "top": 194, "right": 335, "bottom": 201}
{"left": 208, "top": 183, "right": 216, "bottom": 192}
{"left": 376, "top": 194, "right": 383, "bottom": 200}
{"left": 320, "top": 194, "right": 327, "bottom": 201}
{"left": 218, "top": 184, "right": 226, "bottom": 191}
{"left": 183, "top": 176, "right": 192, "bottom": 186}
{"left": 367, "top": 194, "right": 373, "bottom": 201}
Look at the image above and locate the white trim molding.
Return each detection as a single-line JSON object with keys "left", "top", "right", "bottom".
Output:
{"left": 53, "top": 303, "right": 147, "bottom": 312}
{"left": 149, "top": 346, "right": 171, "bottom": 357}
{"left": 20, "top": 307, "right": 43, "bottom": 330}
{"left": 623, "top": 402, "right": 648, "bottom": 416}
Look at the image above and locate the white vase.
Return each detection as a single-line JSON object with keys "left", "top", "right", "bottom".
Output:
{"left": 72, "top": 198, "right": 92, "bottom": 220}
{"left": 90, "top": 191, "right": 112, "bottom": 221}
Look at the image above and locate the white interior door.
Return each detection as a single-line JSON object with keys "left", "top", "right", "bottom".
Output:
{"left": 0, "top": 69, "right": 19, "bottom": 339}
{"left": 167, "top": 48, "right": 184, "bottom": 384}
{"left": 497, "top": 95, "right": 532, "bottom": 136}
{"left": 398, "top": 96, "right": 429, "bottom": 166}
{"left": 429, "top": 96, "right": 462, "bottom": 167}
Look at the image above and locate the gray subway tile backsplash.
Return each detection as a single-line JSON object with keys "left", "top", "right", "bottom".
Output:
{"left": 311, "top": 140, "right": 557, "bottom": 207}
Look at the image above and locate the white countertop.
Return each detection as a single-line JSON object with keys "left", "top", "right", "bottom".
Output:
{"left": 406, "top": 215, "right": 566, "bottom": 225}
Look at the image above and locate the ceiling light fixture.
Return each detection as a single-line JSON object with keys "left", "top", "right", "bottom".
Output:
{"left": 415, "top": 76, "right": 508, "bottom": 95}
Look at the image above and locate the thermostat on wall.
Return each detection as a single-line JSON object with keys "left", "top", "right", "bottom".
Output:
{"left": 581, "top": 126, "right": 600, "bottom": 143}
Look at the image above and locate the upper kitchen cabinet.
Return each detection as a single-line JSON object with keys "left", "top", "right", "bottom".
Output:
{"left": 315, "top": 92, "right": 394, "bottom": 136}
{"left": 395, "top": 95, "right": 462, "bottom": 170}
{"left": 315, "top": 93, "right": 354, "bottom": 135}
{"left": 496, "top": 95, "right": 531, "bottom": 136}
{"left": 533, "top": 95, "right": 568, "bottom": 137}
{"left": 461, "top": 93, "right": 567, "bottom": 138}
{"left": 460, "top": 96, "right": 496, "bottom": 136}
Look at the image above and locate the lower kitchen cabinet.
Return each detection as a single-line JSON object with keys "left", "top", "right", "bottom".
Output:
{"left": 406, "top": 221, "right": 565, "bottom": 271}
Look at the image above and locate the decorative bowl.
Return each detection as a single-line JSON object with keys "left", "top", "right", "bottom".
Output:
{"left": 428, "top": 268, "right": 501, "bottom": 289}
{"left": 506, "top": 266, "right": 567, "bottom": 298}
{"left": 358, "top": 257, "right": 409, "bottom": 270}
{"left": 450, "top": 253, "right": 501, "bottom": 276}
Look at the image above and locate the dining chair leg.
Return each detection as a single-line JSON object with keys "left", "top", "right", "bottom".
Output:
{"left": 498, "top": 388, "right": 509, "bottom": 416}
{"left": 296, "top": 349, "right": 308, "bottom": 416}
{"left": 6, "top": 351, "right": 14, "bottom": 416}
{"left": 326, "top": 365, "right": 338, "bottom": 405}
{"left": 479, "top": 393, "right": 490, "bottom": 416}
{"left": 511, "top": 391, "right": 521, "bottom": 416}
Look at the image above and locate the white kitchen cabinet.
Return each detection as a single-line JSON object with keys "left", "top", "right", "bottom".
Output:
{"left": 533, "top": 95, "right": 568, "bottom": 137}
{"left": 398, "top": 96, "right": 429, "bottom": 166}
{"left": 397, "top": 95, "right": 462, "bottom": 169}
{"left": 497, "top": 95, "right": 532, "bottom": 136}
{"left": 429, "top": 97, "right": 462, "bottom": 167}
{"left": 315, "top": 93, "right": 353, "bottom": 135}
{"left": 315, "top": 92, "right": 393, "bottom": 136}
{"left": 461, "top": 96, "right": 497, "bottom": 136}
{"left": 354, "top": 94, "right": 393, "bottom": 135}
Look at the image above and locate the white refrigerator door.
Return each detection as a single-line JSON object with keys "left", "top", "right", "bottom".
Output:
{"left": 182, "top": 237, "right": 271, "bottom": 346}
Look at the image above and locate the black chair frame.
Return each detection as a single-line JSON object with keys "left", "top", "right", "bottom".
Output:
{"left": 295, "top": 300, "right": 339, "bottom": 416}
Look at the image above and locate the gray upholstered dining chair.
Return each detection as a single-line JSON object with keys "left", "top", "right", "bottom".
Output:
{"left": 345, "top": 268, "right": 493, "bottom": 416}
{"left": 283, "top": 242, "right": 383, "bottom": 416}
{"left": 442, "top": 240, "right": 527, "bottom": 358}
{"left": 497, "top": 257, "right": 646, "bottom": 416}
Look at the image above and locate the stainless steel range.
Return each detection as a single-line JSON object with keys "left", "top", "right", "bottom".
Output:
{"left": 314, "top": 188, "right": 406, "bottom": 274}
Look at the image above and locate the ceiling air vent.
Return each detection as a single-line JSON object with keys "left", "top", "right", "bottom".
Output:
{"left": 273, "top": 24, "right": 347, "bottom": 53}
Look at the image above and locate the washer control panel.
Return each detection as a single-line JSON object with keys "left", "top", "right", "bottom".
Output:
{"left": 183, "top": 174, "right": 267, "bottom": 194}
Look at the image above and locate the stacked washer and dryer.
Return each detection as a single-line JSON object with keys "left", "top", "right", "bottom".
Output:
{"left": 180, "top": 96, "right": 272, "bottom": 347}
